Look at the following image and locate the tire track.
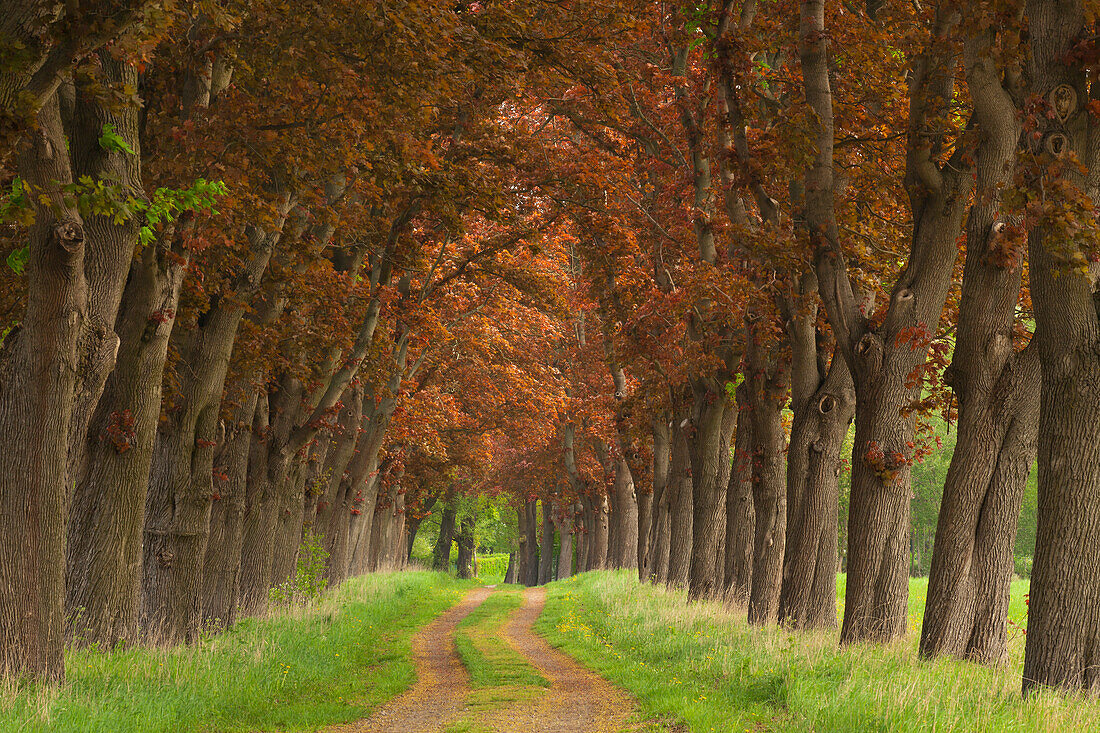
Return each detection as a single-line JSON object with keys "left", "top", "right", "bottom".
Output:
{"left": 330, "top": 585, "right": 492, "bottom": 733}
{"left": 484, "top": 586, "right": 637, "bottom": 733}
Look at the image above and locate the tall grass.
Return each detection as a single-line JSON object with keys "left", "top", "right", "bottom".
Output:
{"left": 538, "top": 570, "right": 1095, "bottom": 733}
{"left": 1, "top": 571, "right": 474, "bottom": 732}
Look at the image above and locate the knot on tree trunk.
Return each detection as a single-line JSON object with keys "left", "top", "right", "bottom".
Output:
{"left": 55, "top": 220, "right": 85, "bottom": 253}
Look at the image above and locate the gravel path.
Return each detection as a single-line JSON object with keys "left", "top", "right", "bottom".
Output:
{"left": 330, "top": 586, "right": 492, "bottom": 733}
{"left": 484, "top": 586, "right": 636, "bottom": 733}
{"left": 328, "top": 584, "right": 637, "bottom": 733}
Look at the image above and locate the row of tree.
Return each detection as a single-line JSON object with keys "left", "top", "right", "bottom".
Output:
{"left": 1, "top": 0, "right": 1099, "bottom": 700}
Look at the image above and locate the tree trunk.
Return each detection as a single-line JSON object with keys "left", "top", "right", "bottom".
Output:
{"left": 142, "top": 196, "right": 289, "bottom": 642}
{"left": 554, "top": 502, "right": 574, "bottom": 580}
{"left": 747, "top": 334, "right": 790, "bottom": 625}
{"left": 504, "top": 553, "right": 518, "bottom": 584}
{"left": 921, "top": 32, "right": 1039, "bottom": 664}
{"left": 575, "top": 497, "right": 590, "bottom": 574}
{"left": 688, "top": 378, "right": 737, "bottom": 600}
{"left": 643, "top": 414, "right": 671, "bottom": 582}
{"left": 524, "top": 498, "right": 540, "bottom": 586}
{"left": 432, "top": 494, "right": 458, "bottom": 571}
{"left": 725, "top": 382, "right": 755, "bottom": 604}
{"left": 517, "top": 504, "right": 531, "bottom": 583}
{"left": 589, "top": 492, "right": 610, "bottom": 572}
{"left": 805, "top": 4, "right": 972, "bottom": 644}
{"left": 778, "top": 273, "right": 855, "bottom": 630}
{"left": 666, "top": 414, "right": 693, "bottom": 588}
{"left": 1021, "top": 0, "right": 1100, "bottom": 694}
{"left": 539, "top": 499, "right": 555, "bottom": 585}
{"left": 0, "top": 92, "right": 85, "bottom": 681}
{"left": 66, "top": 226, "right": 190, "bottom": 647}
{"left": 455, "top": 516, "right": 475, "bottom": 580}
{"left": 200, "top": 390, "right": 258, "bottom": 630}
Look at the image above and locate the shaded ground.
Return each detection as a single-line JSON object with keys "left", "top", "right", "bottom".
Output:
{"left": 334, "top": 584, "right": 640, "bottom": 733}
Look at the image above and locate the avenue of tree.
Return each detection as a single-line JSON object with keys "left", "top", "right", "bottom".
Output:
{"left": 1, "top": 0, "right": 1099, "bottom": 699}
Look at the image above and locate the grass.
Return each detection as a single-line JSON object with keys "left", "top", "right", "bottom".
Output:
{"left": 537, "top": 570, "right": 1100, "bottom": 733}
{"left": 1, "top": 570, "right": 475, "bottom": 732}
{"left": 454, "top": 590, "right": 548, "bottom": 689}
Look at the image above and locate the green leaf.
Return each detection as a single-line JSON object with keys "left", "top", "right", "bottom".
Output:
{"left": 98, "top": 124, "right": 135, "bottom": 155}
{"left": 6, "top": 245, "right": 28, "bottom": 275}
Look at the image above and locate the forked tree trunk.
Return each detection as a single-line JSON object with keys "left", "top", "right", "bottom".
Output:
{"left": 725, "top": 381, "right": 755, "bottom": 604}
{"left": 778, "top": 273, "right": 855, "bottom": 629}
{"left": 455, "top": 516, "right": 475, "bottom": 580}
{"left": 1021, "top": 0, "right": 1100, "bottom": 694}
{"left": 804, "top": 3, "right": 972, "bottom": 644}
{"left": 921, "top": 31, "right": 1039, "bottom": 665}
{"left": 433, "top": 492, "right": 458, "bottom": 571}
{"left": 747, "top": 334, "right": 790, "bottom": 625}
{"left": 67, "top": 225, "right": 189, "bottom": 646}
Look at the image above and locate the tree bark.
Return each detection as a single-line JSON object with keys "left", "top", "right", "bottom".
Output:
{"left": 455, "top": 515, "right": 475, "bottom": 580}
{"left": 539, "top": 499, "right": 555, "bottom": 584}
{"left": 921, "top": 29, "right": 1040, "bottom": 665}
{"left": 199, "top": 389, "right": 258, "bottom": 630}
{"left": 554, "top": 501, "right": 574, "bottom": 580}
{"left": 688, "top": 379, "right": 736, "bottom": 600}
{"left": 643, "top": 413, "right": 671, "bottom": 582}
{"left": 803, "top": 2, "right": 972, "bottom": 644}
{"left": 725, "top": 381, "right": 755, "bottom": 604}
{"left": 0, "top": 92, "right": 85, "bottom": 681}
{"left": 747, "top": 333, "right": 790, "bottom": 625}
{"left": 1021, "top": 0, "right": 1100, "bottom": 694}
{"left": 666, "top": 411, "right": 693, "bottom": 588}
{"left": 66, "top": 223, "right": 189, "bottom": 646}
{"left": 524, "top": 498, "right": 539, "bottom": 586}
{"left": 433, "top": 491, "right": 459, "bottom": 572}
{"left": 778, "top": 274, "right": 855, "bottom": 629}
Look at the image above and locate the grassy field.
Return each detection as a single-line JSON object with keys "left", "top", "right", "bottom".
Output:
{"left": 1, "top": 571, "right": 475, "bottom": 732}
{"left": 537, "top": 570, "right": 1098, "bottom": 733}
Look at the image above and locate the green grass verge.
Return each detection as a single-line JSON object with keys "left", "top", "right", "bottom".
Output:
{"left": 537, "top": 570, "right": 1100, "bottom": 733}
{"left": 2, "top": 571, "right": 475, "bottom": 732}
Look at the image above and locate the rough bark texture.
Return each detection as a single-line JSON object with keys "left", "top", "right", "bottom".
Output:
{"left": 1021, "top": 0, "right": 1100, "bottom": 694}
{"left": 688, "top": 379, "right": 736, "bottom": 600}
{"left": 725, "top": 382, "right": 755, "bottom": 604}
{"left": 553, "top": 501, "right": 574, "bottom": 580}
{"left": 539, "top": 499, "right": 555, "bottom": 585}
{"left": 666, "top": 413, "right": 693, "bottom": 588}
{"left": 524, "top": 498, "right": 540, "bottom": 586}
{"left": 921, "top": 30, "right": 1039, "bottom": 665}
{"left": 66, "top": 224, "right": 189, "bottom": 646}
{"left": 200, "top": 390, "right": 257, "bottom": 630}
{"left": 0, "top": 93, "right": 84, "bottom": 681}
{"left": 746, "top": 334, "right": 790, "bottom": 625}
{"left": 805, "top": 3, "right": 972, "bottom": 644}
{"left": 778, "top": 275, "right": 855, "bottom": 629}
{"left": 455, "top": 516, "right": 475, "bottom": 580}
{"left": 643, "top": 414, "right": 671, "bottom": 582}
{"left": 433, "top": 493, "right": 458, "bottom": 571}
